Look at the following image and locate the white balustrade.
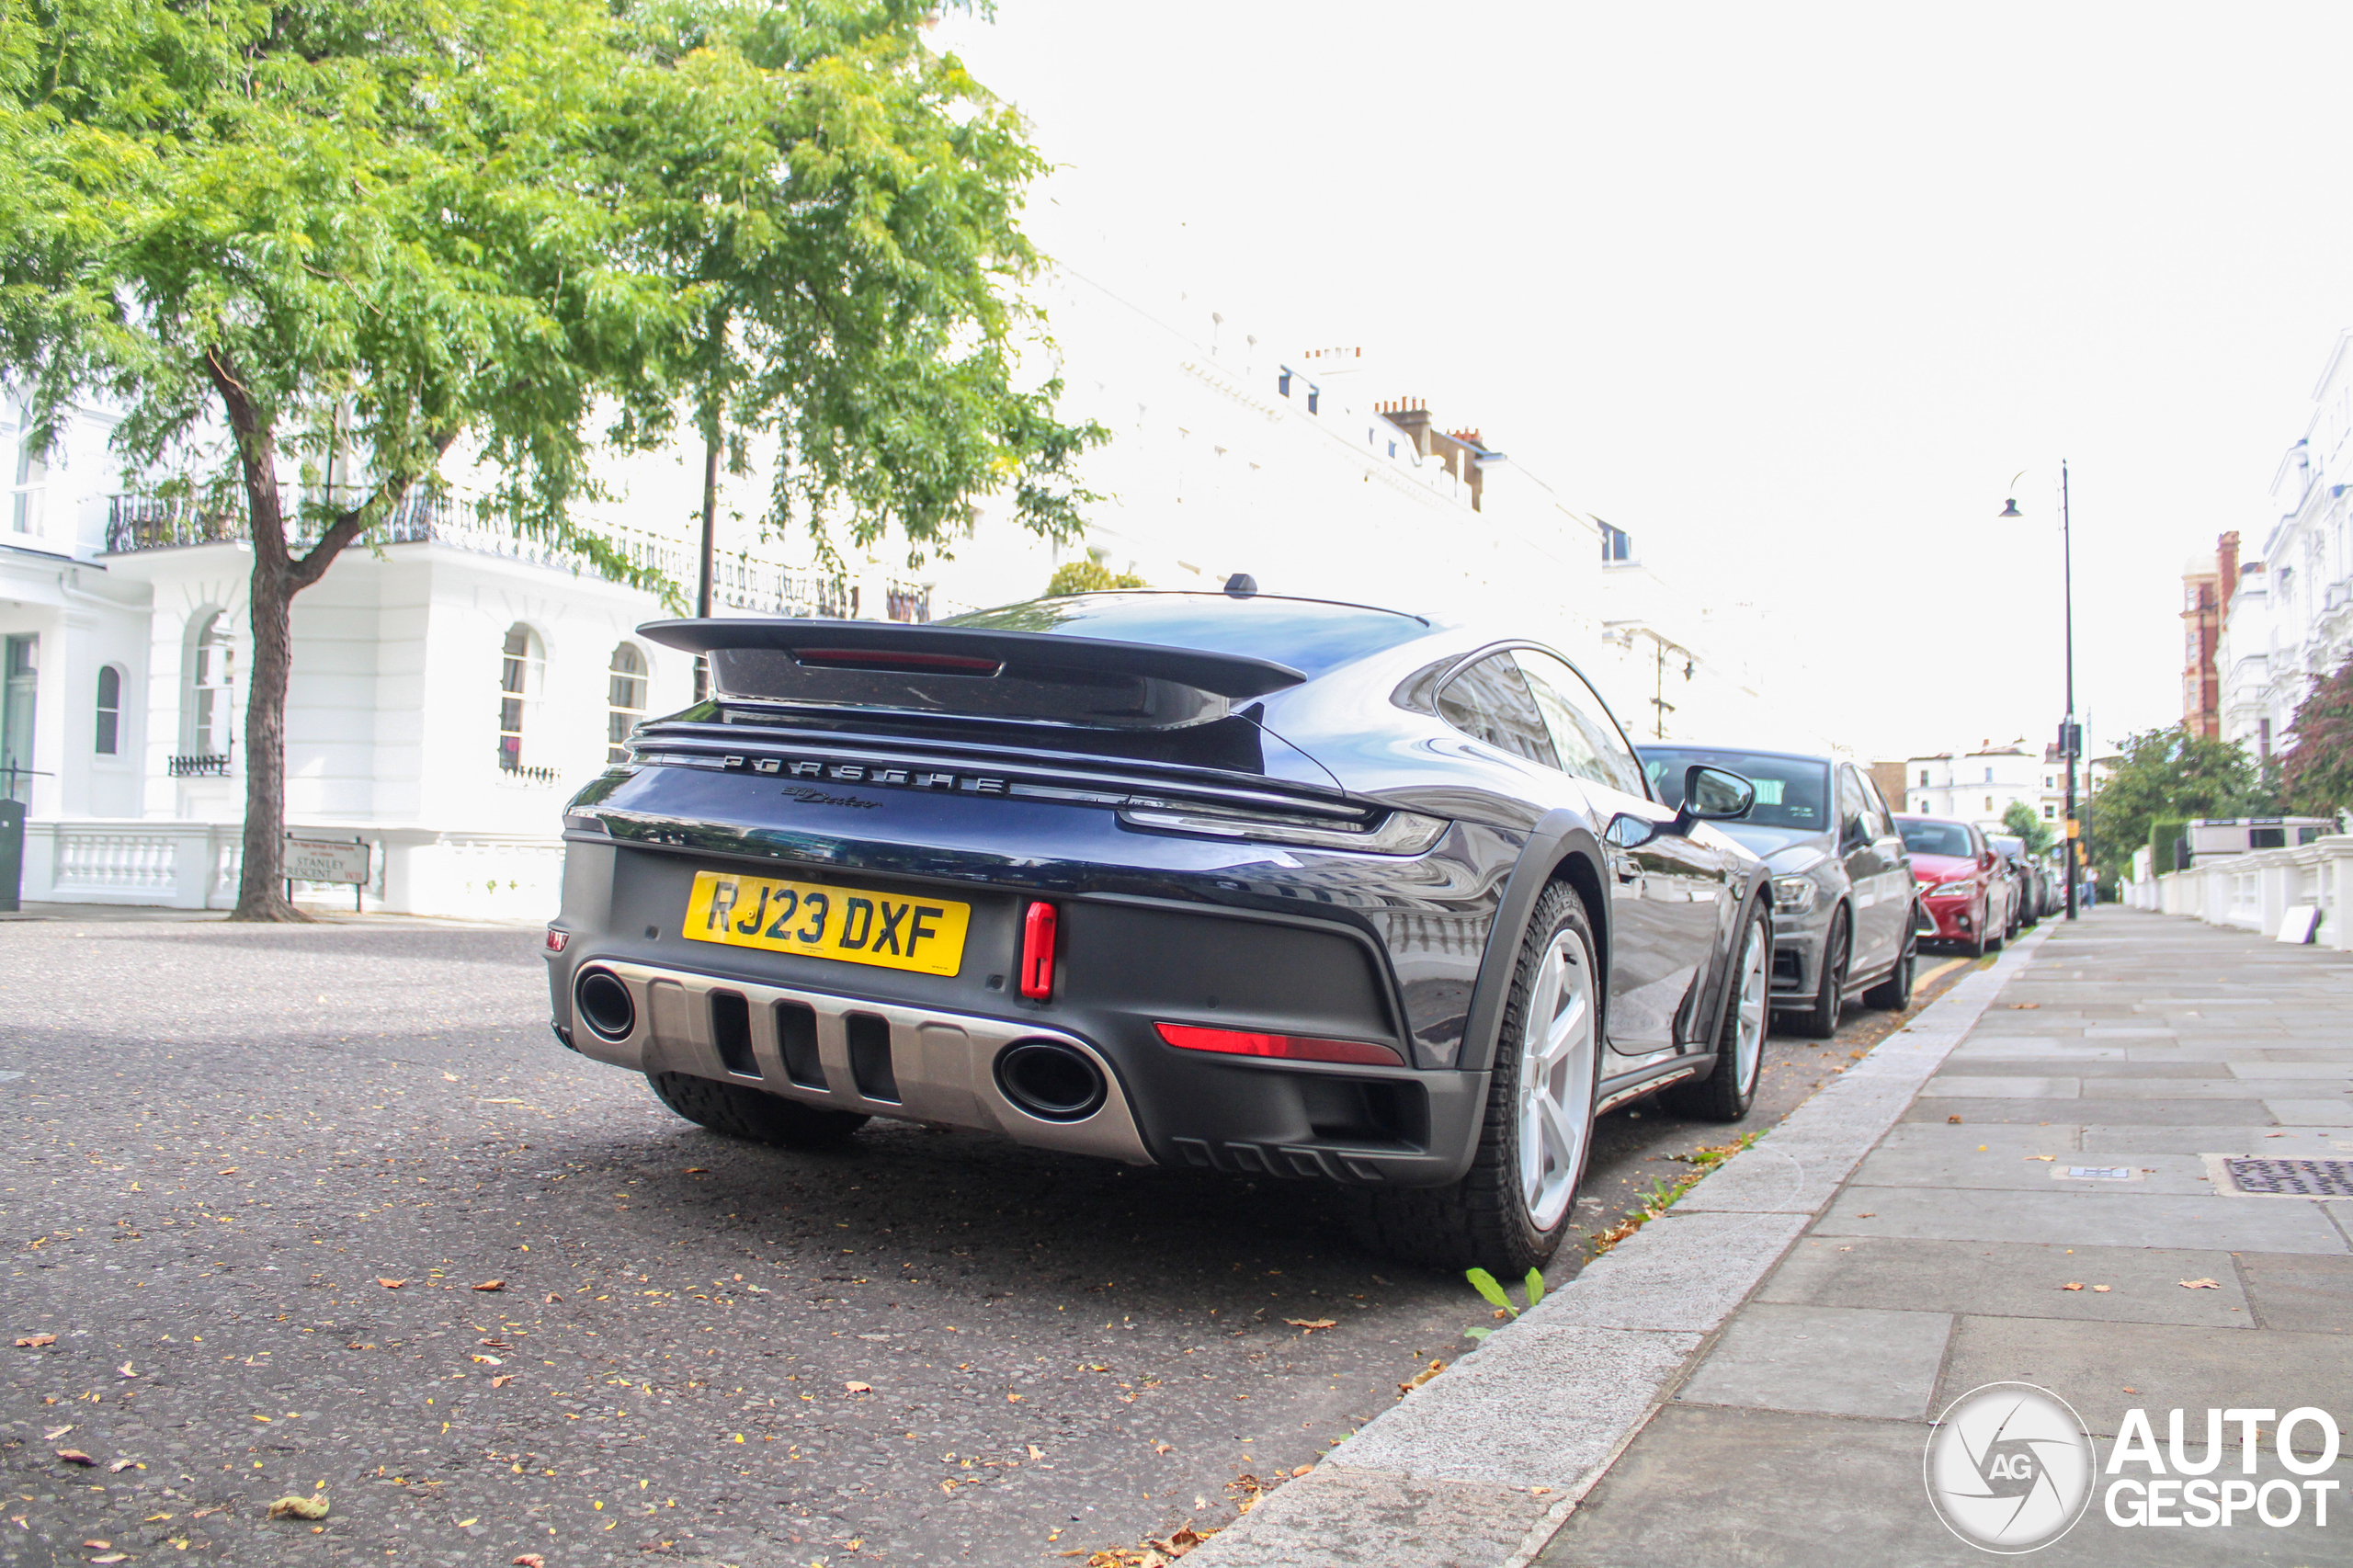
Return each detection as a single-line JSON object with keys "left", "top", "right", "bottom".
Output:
{"left": 2139, "top": 834, "right": 2353, "bottom": 948}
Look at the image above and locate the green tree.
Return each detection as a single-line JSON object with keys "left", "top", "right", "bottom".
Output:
{"left": 2279, "top": 654, "right": 2353, "bottom": 818}
{"left": 1045, "top": 558, "right": 1146, "bottom": 597}
{"left": 2000, "top": 800, "right": 2053, "bottom": 856}
{"left": 608, "top": 1, "right": 1102, "bottom": 649}
{"left": 2085, "top": 726, "right": 2270, "bottom": 879}
{"left": 3, "top": 0, "right": 1098, "bottom": 917}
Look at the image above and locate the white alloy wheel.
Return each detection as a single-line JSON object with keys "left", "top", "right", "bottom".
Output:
{"left": 1516, "top": 926, "right": 1597, "bottom": 1230}
{"left": 1731, "top": 915, "right": 1768, "bottom": 1090}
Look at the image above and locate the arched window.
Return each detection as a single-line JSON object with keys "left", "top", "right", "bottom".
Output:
{"left": 497, "top": 623, "right": 544, "bottom": 771}
{"left": 607, "top": 642, "right": 646, "bottom": 764}
{"left": 95, "top": 664, "right": 122, "bottom": 756}
{"left": 183, "top": 611, "right": 235, "bottom": 764}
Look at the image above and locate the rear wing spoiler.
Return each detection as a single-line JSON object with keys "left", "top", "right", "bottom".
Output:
{"left": 638, "top": 619, "right": 1308, "bottom": 701}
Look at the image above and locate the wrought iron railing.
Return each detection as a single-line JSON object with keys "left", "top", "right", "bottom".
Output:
{"left": 167, "top": 754, "right": 232, "bottom": 778}
{"left": 103, "top": 485, "right": 873, "bottom": 622}
{"left": 498, "top": 760, "right": 561, "bottom": 786}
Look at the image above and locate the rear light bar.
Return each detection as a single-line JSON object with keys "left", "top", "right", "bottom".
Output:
{"left": 1154, "top": 1021, "right": 1404, "bottom": 1068}
{"left": 543, "top": 927, "right": 570, "bottom": 953}
{"left": 1019, "top": 902, "right": 1058, "bottom": 1000}
{"left": 794, "top": 647, "right": 1004, "bottom": 676}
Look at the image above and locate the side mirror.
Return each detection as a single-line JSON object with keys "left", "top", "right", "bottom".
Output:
{"left": 1676, "top": 765, "right": 1755, "bottom": 829}
{"left": 1979, "top": 849, "right": 1998, "bottom": 871}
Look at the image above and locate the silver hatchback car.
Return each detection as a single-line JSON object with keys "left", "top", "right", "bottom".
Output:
{"left": 1639, "top": 746, "right": 1921, "bottom": 1038}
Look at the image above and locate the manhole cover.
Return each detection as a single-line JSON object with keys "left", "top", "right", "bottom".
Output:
{"left": 2215, "top": 1158, "right": 2353, "bottom": 1198}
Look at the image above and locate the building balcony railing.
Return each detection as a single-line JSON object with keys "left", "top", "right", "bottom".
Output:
{"left": 104, "top": 485, "right": 894, "bottom": 622}
{"left": 166, "top": 754, "right": 232, "bottom": 778}
{"left": 497, "top": 760, "right": 561, "bottom": 787}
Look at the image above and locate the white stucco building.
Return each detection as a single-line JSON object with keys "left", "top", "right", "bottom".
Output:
{"left": 2219, "top": 329, "right": 2353, "bottom": 759}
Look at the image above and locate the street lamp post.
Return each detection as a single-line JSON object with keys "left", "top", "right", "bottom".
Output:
{"left": 2002, "top": 461, "right": 2080, "bottom": 920}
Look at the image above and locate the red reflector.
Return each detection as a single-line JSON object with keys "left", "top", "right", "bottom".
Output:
{"left": 794, "top": 647, "right": 1004, "bottom": 676}
{"left": 1019, "top": 902, "right": 1058, "bottom": 1000}
{"left": 1154, "top": 1021, "right": 1404, "bottom": 1068}
{"left": 543, "top": 927, "right": 570, "bottom": 953}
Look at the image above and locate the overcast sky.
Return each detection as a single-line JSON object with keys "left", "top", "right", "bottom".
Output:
{"left": 936, "top": 2, "right": 2353, "bottom": 763}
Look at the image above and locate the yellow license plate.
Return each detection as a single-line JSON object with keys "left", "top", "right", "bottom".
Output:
{"left": 682, "top": 870, "right": 970, "bottom": 977}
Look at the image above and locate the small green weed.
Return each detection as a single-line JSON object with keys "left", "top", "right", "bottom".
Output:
{"left": 1461, "top": 1266, "right": 1544, "bottom": 1340}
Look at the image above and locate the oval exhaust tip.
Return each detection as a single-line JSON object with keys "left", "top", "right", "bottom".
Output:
{"left": 995, "top": 1040, "right": 1107, "bottom": 1122}
{"left": 574, "top": 968, "right": 637, "bottom": 1041}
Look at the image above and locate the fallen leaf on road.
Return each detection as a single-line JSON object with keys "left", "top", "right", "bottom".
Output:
{"left": 1152, "top": 1441, "right": 1172, "bottom": 1455}
{"left": 2180, "top": 1278, "right": 2222, "bottom": 1290}
{"left": 118, "top": 1362, "right": 135, "bottom": 1378}
{"left": 1397, "top": 1361, "right": 1445, "bottom": 1396}
{"left": 543, "top": 1293, "right": 561, "bottom": 1304}
{"left": 216, "top": 1167, "right": 237, "bottom": 1176}
{"left": 491, "top": 1375, "right": 515, "bottom": 1388}
{"left": 1283, "top": 1319, "right": 1336, "bottom": 1334}
{"left": 2093, "top": 1285, "right": 2111, "bottom": 1293}
{"left": 471, "top": 1354, "right": 503, "bottom": 1365}
{"left": 513, "top": 1557, "right": 546, "bottom": 1568}
{"left": 266, "top": 1494, "right": 329, "bottom": 1521}
{"left": 190, "top": 1508, "right": 221, "bottom": 1520}
{"left": 108, "top": 1460, "right": 136, "bottom": 1473}
{"left": 2010, "top": 1003, "right": 2040, "bottom": 1009}
{"left": 15, "top": 1335, "right": 55, "bottom": 1347}
{"left": 2027, "top": 1154, "right": 2054, "bottom": 1162}
{"left": 2061, "top": 1282, "right": 2084, "bottom": 1291}
{"left": 1855, "top": 1212, "right": 1875, "bottom": 1219}
{"left": 2123, "top": 1387, "right": 2138, "bottom": 1394}
{"left": 1028, "top": 1445, "right": 1045, "bottom": 1460}
{"left": 844, "top": 1381, "right": 872, "bottom": 1393}
{"left": 42, "top": 1425, "right": 71, "bottom": 1440}
{"left": 472, "top": 1280, "right": 505, "bottom": 1292}
{"left": 1290, "top": 1465, "right": 1311, "bottom": 1477}
{"left": 55, "top": 1449, "right": 95, "bottom": 1466}
{"left": 376, "top": 1278, "right": 406, "bottom": 1290}
{"left": 91, "top": 1556, "right": 126, "bottom": 1565}
{"left": 1947, "top": 1115, "right": 1962, "bottom": 1124}
{"left": 685, "top": 1168, "right": 708, "bottom": 1174}
{"left": 82, "top": 1540, "right": 108, "bottom": 1550}
{"left": 142, "top": 1513, "right": 171, "bottom": 1523}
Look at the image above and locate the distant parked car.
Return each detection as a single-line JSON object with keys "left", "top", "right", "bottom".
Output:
{"left": 1643, "top": 746, "right": 1920, "bottom": 1037}
{"left": 1988, "top": 835, "right": 2035, "bottom": 935}
{"left": 1897, "top": 814, "right": 2014, "bottom": 957}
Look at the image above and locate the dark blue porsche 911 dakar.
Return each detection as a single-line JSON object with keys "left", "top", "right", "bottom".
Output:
{"left": 543, "top": 590, "right": 1771, "bottom": 1271}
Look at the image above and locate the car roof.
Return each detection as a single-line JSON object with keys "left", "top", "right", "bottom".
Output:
{"left": 1634, "top": 744, "right": 1836, "bottom": 764}
{"left": 939, "top": 591, "right": 1436, "bottom": 683}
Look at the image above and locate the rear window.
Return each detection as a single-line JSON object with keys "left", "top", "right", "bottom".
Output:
{"left": 942, "top": 593, "right": 1428, "bottom": 682}
{"left": 1900, "top": 820, "right": 1975, "bottom": 858}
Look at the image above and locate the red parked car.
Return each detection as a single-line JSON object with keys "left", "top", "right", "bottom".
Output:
{"left": 1895, "top": 814, "right": 2015, "bottom": 958}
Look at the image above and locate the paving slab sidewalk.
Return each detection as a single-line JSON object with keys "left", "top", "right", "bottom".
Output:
{"left": 1190, "top": 912, "right": 2353, "bottom": 1567}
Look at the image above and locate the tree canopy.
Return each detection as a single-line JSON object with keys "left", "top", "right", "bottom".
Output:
{"left": 2086, "top": 726, "right": 2271, "bottom": 878}
{"left": 2000, "top": 799, "right": 2053, "bottom": 856}
{"left": 2279, "top": 654, "right": 2353, "bottom": 817}
{"left": 1044, "top": 558, "right": 1145, "bottom": 597}
{"left": 1, "top": 0, "right": 1103, "bottom": 916}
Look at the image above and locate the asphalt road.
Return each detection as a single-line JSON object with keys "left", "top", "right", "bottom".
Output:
{"left": 0, "top": 912, "right": 1977, "bottom": 1568}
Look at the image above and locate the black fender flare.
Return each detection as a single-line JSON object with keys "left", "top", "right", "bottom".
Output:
{"left": 1455, "top": 809, "right": 1612, "bottom": 1078}
{"left": 1699, "top": 878, "right": 1775, "bottom": 1054}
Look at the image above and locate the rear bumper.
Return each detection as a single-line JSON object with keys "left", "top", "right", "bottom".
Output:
{"left": 547, "top": 833, "right": 1498, "bottom": 1187}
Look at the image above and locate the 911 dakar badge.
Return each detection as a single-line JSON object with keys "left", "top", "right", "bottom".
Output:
{"left": 1925, "top": 1381, "right": 2097, "bottom": 1551}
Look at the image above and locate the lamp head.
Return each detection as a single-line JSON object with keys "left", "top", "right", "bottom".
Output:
{"left": 1998, "top": 498, "right": 2024, "bottom": 519}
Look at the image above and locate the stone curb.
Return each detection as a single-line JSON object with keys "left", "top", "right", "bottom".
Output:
{"left": 1185, "top": 931, "right": 2051, "bottom": 1568}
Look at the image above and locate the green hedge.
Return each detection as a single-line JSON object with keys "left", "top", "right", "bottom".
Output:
{"left": 2149, "top": 816, "right": 2190, "bottom": 873}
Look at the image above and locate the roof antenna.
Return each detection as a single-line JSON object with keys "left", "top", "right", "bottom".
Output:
{"left": 1223, "top": 573, "right": 1258, "bottom": 597}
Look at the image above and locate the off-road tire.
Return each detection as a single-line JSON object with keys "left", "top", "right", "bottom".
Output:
{"left": 648, "top": 1072, "right": 870, "bottom": 1148}
{"left": 1793, "top": 909, "right": 1847, "bottom": 1040}
{"left": 1664, "top": 900, "right": 1769, "bottom": 1122}
{"left": 1346, "top": 882, "right": 1599, "bottom": 1274}
{"left": 1861, "top": 919, "right": 1917, "bottom": 1010}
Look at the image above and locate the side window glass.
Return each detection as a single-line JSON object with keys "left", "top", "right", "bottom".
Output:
{"left": 1857, "top": 770, "right": 1896, "bottom": 836}
{"left": 1436, "top": 655, "right": 1557, "bottom": 768}
{"left": 1515, "top": 650, "right": 1646, "bottom": 798}
{"left": 1836, "top": 767, "right": 1870, "bottom": 839}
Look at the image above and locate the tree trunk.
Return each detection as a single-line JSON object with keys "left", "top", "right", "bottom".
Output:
{"left": 232, "top": 547, "right": 303, "bottom": 921}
